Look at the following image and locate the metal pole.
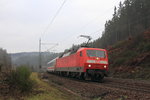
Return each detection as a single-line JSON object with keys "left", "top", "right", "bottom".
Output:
{"left": 39, "top": 38, "right": 41, "bottom": 71}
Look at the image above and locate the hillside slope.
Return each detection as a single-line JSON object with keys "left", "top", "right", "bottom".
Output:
{"left": 108, "top": 29, "right": 150, "bottom": 80}
{"left": 11, "top": 52, "right": 59, "bottom": 71}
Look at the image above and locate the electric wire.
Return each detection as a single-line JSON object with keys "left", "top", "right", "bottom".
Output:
{"left": 41, "top": 0, "right": 67, "bottom": 38}
{"left": 40, "top": 0, "right": 67, "bottom": 53}
{"left": 57, "top": 0, "right": 122, "bottom": 47}
{"left": 43, "top": 0, "right": 123, "bottom": 52}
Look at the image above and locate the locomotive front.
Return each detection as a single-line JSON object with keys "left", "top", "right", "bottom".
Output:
{"left": 79, "top": 48, "right": 108, "bottom": 81}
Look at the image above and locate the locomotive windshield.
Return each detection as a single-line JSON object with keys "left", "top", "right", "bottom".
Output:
{"left": 86, "top": 50, "right": 105, "bottom": 58}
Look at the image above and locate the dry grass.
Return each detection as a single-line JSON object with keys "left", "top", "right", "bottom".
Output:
{"left": 25, "top": 72, "right": 82, "bottom": 100}
{"left": 0, "top": 72, "right": 82, "bottom": 100}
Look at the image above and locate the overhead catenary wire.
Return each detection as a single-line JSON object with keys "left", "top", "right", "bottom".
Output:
{"left": 58, "top": 0, "right": 142, "bottom": 51}
{"left": 57, "top": 0, "right": 123, "bottom": 44}
{"left": 42, "top": 0, "right": 123, "bottom": 52}
{"left": 41, "top": 0, "right": 67, "bottom": 38}
{"left": 57, "top": 15, "right": 111, "bottom": 49}
{"left": 39, "top": 0, "right": 67, "bottom": 69}
{"left": 39, "top": 0, "right": 67, "bottom": 54}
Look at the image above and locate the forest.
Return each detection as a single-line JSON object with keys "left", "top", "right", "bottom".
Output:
{"left": 92, "top": 0, "right": 150, "bottom": 48}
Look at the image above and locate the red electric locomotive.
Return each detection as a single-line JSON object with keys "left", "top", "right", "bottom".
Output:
{"left": 53, "top": 47, "right": 108, "bottom": 81}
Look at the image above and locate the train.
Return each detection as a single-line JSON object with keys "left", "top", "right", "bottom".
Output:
{"left": 47, "top": 47, "right": 108, "bottom": 81}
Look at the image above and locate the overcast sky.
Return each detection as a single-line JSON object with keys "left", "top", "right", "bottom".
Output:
{"left": 0, "top": 0, "right": 124, "bottom": 53}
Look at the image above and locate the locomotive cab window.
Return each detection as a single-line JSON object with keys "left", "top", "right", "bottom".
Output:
{"left": 86, "top": 50, "right": 106, "bottom": 58}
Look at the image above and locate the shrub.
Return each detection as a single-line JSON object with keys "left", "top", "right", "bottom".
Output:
{"left": 7, "top": 66, "right": 34, "bottom": 92}
{"left": 113, "top": 57, "right": 127, "bottom": 67}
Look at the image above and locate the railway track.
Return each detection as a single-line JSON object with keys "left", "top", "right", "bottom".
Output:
{"left": 94, "top": 82, "right": 150, "bottom": 93}
{"left": 61, "top": 76, "right": 150, "bottom": 94}
{"left": 45, "top": 73, "right": 150, "bottom": 100}
{"left": 46, "top": 73, "right": 150, "bottom": 94}
{"left": 88, "top": 78, "right": 150, "bottom": 94}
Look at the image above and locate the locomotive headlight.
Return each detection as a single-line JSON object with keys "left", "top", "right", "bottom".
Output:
{"left": 104, "top": 65, "right": 107, "bottom": 68}
{"left": 88, "top": 64, "right": 91, "bottom": 67}
{"left": 87, "top": 60, "right": 96, "bottom": 63}
{"left": 100, "top": 61, "right": 108, "bottom": 64}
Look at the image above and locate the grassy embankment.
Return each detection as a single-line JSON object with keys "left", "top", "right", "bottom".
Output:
{"left": 25, "top": 72, "right": 81, "bottom": 100}
{"left": 0, "top": 71, "right": 82, "bottom": 100}
{"left": 108, "top": 30, "right": 150, "bottom": 80}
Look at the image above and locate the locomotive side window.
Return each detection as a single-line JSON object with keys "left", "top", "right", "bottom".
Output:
{"left": 87, "top": 50, "right": 105, "bottom": 58}
{"left": 80, "top": 51, "right": 82, "bottom": 57}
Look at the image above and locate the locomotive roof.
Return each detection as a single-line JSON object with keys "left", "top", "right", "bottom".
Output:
{"left": 59, "top": 47, "right": 106, "bottom": 58}
{"left": 77, "top": 47, "right": 106, "bottom": 52}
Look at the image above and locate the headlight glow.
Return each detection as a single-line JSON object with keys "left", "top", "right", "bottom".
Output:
{"left": 88, "top": 64, "right": 91, "bottom": 67}
{"left": 104, "top": 65, "right": 107, "bottom": 68}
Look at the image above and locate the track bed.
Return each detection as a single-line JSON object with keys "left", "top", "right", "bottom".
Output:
{"left": 44, "top": 73, "right": 150, "bottom": 100}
